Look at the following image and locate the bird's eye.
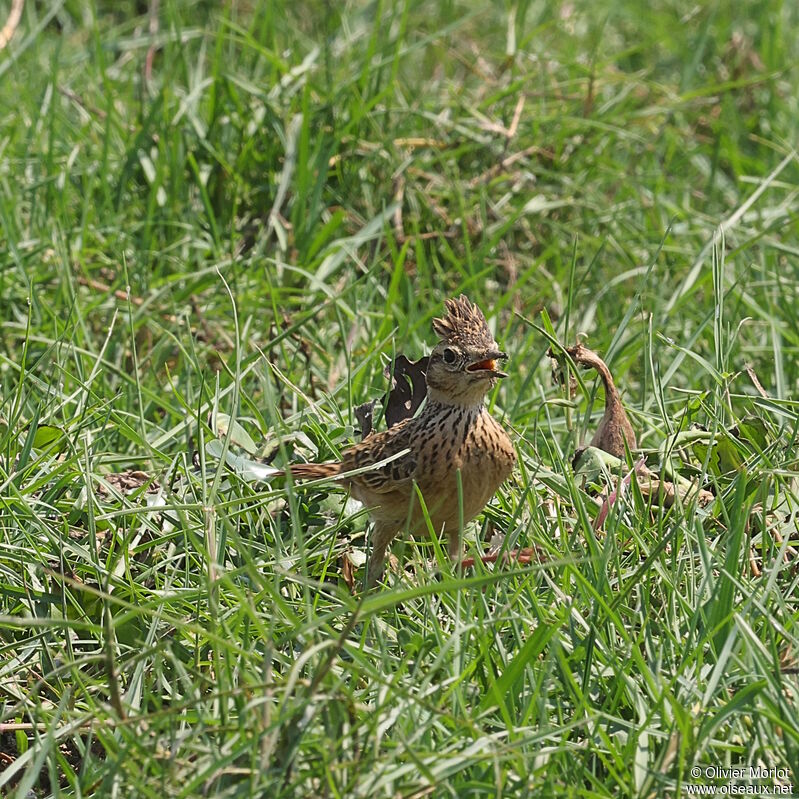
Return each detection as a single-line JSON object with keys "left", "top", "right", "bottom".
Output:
{"left": 442, "top": 348, "right": 457, "bottom": 364}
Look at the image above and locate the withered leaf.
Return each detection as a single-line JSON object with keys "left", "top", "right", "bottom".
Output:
{"left": 559, "top": 343, "right": 637, "bottom": 459}
{"left": 354, "top": 399, "right": 378, "bottom": 440}
{"left": 384, "top": 355, "right": 429, "bottom": 428}
{"left": 354, "top": 355, "right": 429, "bottom": 440}
{"left": 98, "top": 470, "right": 160, "bottom": 497}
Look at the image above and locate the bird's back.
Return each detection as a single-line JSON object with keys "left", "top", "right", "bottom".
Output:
{"left": 342, "top": 400, "right": 515, "bottom": 535}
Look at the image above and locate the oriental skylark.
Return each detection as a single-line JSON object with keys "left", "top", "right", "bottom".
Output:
{"left": 276, "top": 295, "right": 516, "bottom": 585}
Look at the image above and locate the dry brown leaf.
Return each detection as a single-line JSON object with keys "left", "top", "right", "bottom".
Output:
{"left": 553, "top": 343, "right": 637, "bottom": 458}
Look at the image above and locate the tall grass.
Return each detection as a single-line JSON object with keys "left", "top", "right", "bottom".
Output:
{"left": 1, "top": 0, "right": 798, "bottom": 796}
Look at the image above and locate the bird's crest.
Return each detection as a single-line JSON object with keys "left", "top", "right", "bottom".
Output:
{"left": 432, "top": 295, "right": 495, "bottom": 350}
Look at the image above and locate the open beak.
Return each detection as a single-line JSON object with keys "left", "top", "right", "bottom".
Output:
{"left": 466, "top": 350, "right": 508, "bottom": 378}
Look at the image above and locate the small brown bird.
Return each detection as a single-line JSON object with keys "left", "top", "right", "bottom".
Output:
{"left": 276, "top": 295, "right": 516, "bottom": 586}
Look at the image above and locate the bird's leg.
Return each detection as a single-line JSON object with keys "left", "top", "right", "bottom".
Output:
{"left": 447, "top": 528, "right": 463, "bottom": 570}
{"left": 366, "top": 522, "right": 397, "bottom": 587}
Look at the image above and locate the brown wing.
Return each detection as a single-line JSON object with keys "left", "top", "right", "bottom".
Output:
{"left": 339, "top": 416, "right": 418, "bottom": 494}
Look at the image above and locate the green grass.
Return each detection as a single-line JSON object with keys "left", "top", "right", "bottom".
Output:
{"left": 1, "top": 0, "right": 799, "bottom": 795}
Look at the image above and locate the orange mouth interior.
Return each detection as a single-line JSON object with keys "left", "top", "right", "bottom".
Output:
{"left": 467, "top": 359, "right": 496, "bottom": 372}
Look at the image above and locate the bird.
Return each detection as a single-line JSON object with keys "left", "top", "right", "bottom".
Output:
{"left": 275, "top": 295, "right": 517, "bottom": 586}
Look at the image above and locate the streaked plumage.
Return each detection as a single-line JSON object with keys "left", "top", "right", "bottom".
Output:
{"left": 278, "top": 295, "right": 516, "bottom": 585}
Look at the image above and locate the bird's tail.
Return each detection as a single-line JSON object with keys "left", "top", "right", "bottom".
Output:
{"left": 274, "top": 462, "right": 342, "bottom": 480}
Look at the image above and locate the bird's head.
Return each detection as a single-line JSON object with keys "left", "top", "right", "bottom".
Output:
{"left": 426, "top": 295, "right": 508, "bottom": 406}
